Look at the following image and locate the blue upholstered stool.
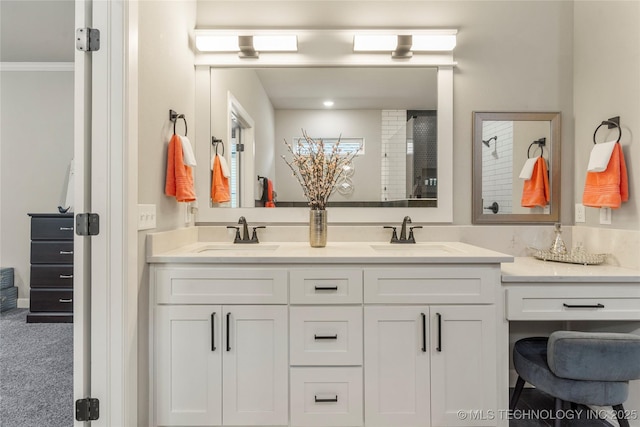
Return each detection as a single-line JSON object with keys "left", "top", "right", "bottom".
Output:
{"left": 511, "top": 331, "right": 640, "bottom": 427}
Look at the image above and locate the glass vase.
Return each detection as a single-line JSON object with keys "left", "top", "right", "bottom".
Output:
{"left": 309, "top": 209, "right": 327, "bottom": 247}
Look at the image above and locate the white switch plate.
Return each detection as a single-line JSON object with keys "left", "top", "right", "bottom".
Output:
{"left": 575, "top": 203, "right": 586, "bottom": 223}
{"left": 138, "top": 204, "right": 157, "bottom": 230}
{"left": 599, "top": 207, "right": 612, "bottom": 225}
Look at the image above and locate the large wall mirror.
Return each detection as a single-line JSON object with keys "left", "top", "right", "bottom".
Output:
{"left": 472, "top": 112, "right": 561, "bottom": 224}
{"left": 195, "top": 65, "right": 454, "bottom": 224}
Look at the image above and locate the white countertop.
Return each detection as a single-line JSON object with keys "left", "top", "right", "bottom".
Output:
{"left": 501, "top": 257, "right": 640, "bottom": 283}
{"left": 147, "top": 241, "right": 513, "bottom": 264}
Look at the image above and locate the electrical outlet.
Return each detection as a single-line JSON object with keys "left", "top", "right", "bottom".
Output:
{"left": 575, "top": 203, "right": 586, "bottom": 223}
{"left": 599, "top": 207, "right": 612, "bottom": 225}
{"left": 138, "top": 204, "right": 156, "bottom": 230}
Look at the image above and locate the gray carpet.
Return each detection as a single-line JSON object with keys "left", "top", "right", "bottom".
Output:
{"left": 0, "top": 309, "right": 73, "bottom": 427}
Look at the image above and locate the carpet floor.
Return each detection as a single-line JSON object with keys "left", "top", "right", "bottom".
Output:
{"left": 0, "top": 308, "right": 73, "bottom": 427}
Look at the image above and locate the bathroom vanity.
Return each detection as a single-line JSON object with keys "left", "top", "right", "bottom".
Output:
{"left": 147, "top": 230, "right": 512, "bottom": 427}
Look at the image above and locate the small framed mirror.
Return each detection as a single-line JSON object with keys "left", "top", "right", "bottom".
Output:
{"left": 472, "top": 112, "right": 561, "bottom": 224}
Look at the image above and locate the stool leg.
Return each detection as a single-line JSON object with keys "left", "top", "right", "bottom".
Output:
{"left": 613, "top": 404, "right": 630, "bottom": 427}
{"left": 510, "top": 376, "right": 526, "bottom": 411}
{"left": 554, "top": 398, "right": 563, "bottom": 427}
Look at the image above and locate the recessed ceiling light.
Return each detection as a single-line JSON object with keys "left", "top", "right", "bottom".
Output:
{"left": 323, "top": 100, "right": 334, "bottom": 107}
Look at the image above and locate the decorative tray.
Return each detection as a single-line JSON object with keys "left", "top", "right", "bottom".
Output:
{"left": 530, "top": 248, "right": 609, "bottom": 266}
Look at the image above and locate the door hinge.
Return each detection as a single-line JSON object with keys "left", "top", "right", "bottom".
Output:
{"left": 76, "top": 213, "right": 100, "bottom": 236}
{"left": 236, "top": 143, "right": 245, "bottom": 152}
{"left": 75, "top": 397, "right": 99, "bottom": 421}
{"left": 76, "top": 28, "right": 100, "bottom": 52}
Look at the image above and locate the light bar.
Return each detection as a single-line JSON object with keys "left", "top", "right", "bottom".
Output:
{"left": 195, "top": 32, "right": 298, "bottom": 54}
{"left": 353, "top": 32, "right": 457, "bottom": 55}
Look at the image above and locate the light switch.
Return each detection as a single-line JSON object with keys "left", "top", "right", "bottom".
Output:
{"left": 599, "top": 207, "right": 612, "bottom": 225}
{"left": 138, "top": 204, "right": 157, "bottom": 230}
{"left": 575, "top": 204, "right": 586, "bottom": 223}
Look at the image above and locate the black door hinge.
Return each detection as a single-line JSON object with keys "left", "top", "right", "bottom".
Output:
{"left": 76, "top": 28, "right": 100, "bottom": 52}
{"left": 76, "top": 213, "right": 100, "bottom": 236}
{"left": 236, "top": 143, "right": 245, "bottom": 152}
{"left": 76, "top": 397, "right": 99, "bottom": 421}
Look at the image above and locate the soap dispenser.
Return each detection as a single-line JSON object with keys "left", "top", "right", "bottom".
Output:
{"left": 549, "top": 223, "right": 567, "bottom": 254}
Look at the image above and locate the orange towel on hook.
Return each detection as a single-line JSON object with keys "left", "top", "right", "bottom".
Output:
{"left": 521, "top": 157, "right": 549, "bottom": 208}
{"left": 265, "top": 179, "right": 275, "bottom": 208}
{"left": 582, "top": 142, "right": 628, "bottom": 209}
{"left": 165, "top": 134, "right": 196, "bottom": 202}
{"left": 211, "top": 154, "right": 231, "bottom": 203}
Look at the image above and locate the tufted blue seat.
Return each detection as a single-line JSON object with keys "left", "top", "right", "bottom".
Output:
{"left": 510, "top": 331, "right": 640, "bottom": 427}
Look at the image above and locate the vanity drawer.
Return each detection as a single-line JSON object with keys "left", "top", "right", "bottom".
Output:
{"left": 30, "top": 289, "right": 73, "bottom": 312}
{"left": 155, "top": 267, "right": 288, "bottom": 304}
{"left": 31, "top": 242, "right": 74, "bottom": 264}
{"left": 30, "top": 265, "right": 74, "bottom": 288}
{"left": 290, "top": 367, "right": 363, "bottom": 427}
{"left": 31, "top": 216, "right": 74, "bottom": 240}
{"left": 364, "top": 266, "right": 497, "bottom": 304}
{"left": 290, "top": 307, "right": 363, "bottom": 366}
{"left": 506, "top": 285, "right": 640, "bottom": 321}
{"left": 290, "top": 268, "right": 363, "bottom": 304}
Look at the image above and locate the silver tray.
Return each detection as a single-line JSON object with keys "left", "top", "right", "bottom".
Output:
{"left": 530, "top": 248, "right": 609, "bottom": 265}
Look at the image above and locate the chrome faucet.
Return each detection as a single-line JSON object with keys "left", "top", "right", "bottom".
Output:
{"left": 227, "top": 216, "right": 265, "bottom": 243}
{"left": 383, "top": 216, "right": 422, "bottom": 244}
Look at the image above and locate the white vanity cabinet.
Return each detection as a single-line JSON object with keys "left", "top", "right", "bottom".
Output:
{"left": 149, "top": 254, "right": 507, "bottom": 427}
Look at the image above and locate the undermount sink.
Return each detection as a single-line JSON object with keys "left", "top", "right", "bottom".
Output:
{"left": 369, "top": 243, "right": 462, "bottom": 254}
{"left": 195, "top": 244, "right": 280, "bottom": 253}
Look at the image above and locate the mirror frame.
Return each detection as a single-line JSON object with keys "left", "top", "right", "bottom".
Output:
{"left": 472, "top": 111, "right": 561, "bottom": 224}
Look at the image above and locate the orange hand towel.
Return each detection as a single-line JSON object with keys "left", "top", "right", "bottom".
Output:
{"left": 211, "top": 154, "right": 230, "bottom": 203}
{"left": 521, "top": 157, "right": 549, "bottom": 208}
{"left": 582, "top": 142, "right": 628, "bottom": 209}
{"left": 165, "top": 134, "right": 196, "bottom": 202}
{"left": 265, "top": 179, "right": 275, "bottom": 208}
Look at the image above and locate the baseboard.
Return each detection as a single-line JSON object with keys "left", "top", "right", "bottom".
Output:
{"left": 17, "top": 298, "right": 29, "bottom": 309}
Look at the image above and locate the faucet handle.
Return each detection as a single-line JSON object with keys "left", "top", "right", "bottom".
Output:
{"left": 251, "top": 226, "right": 266, "bottom": 243}
{"left": 227, "top": 226, "right": 241, "bottom": 243}
{"left": 408, "top": 225, "right": 422, "bottom": 243}
{"left": 383, "top": 226, "right": 399, "bottom": 243}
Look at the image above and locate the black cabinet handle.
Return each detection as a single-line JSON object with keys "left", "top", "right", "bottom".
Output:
{"left": 314, "top": 395, "right": 338, "bottom": 403}
{"left": 436, "top": 313, "right": 442, "bottom": 352}
{"left": 421, "top": 313, "right": 427, "bottom": 352}
{"left": 314, "top": 334, "right": 338, "bottom": 340}
{"left": 314, "top": 285, "right": 338, "bottom": 291}
{"left": 563, "top": 303, "right": 605, "bottom": 309}
{"left": 211, "top": 312, "right": 216, "bottom": 352}
{"left": 226, "top": 312, "right": 231, "bottom": 351}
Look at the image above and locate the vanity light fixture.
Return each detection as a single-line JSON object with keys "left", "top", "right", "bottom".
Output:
{"left": 195, "top": 31, "right": 298, "bottom": 58}
{"left": 353, "top": 31, "right": 457, "bottom": 58}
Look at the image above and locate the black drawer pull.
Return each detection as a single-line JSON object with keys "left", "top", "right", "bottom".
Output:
{"left": 211, "top": 312, "right": 216, "bottom": 352}
{"left": 436, "top": 312, "right": 442, "bottom": 352}
{"left": 59, "top": 227, "right": 74, "bottom": 231}
{"left": 563, "top": 303, "right": 605, "bottom": 309}
{"left": 314, "top": 285, "right": 338, "bottom": 291}
{"left": 314, "top": 334, "right": 338, "bottom": 340}
{"left": 226, "top": 312, "right": 231, "bottom": 351}
{"left": 59, "top": 274, "right": 74, "bottom": 279}
{"left": 314, "top": 395, "right": 338, "bottom": 403}
{"left": 59, "top": 250, "right": 74, "bottom": 255}
{"left": 59, "top": 298, "right": 73, "bottom": 303}
{"left": 421, "top": 313, "right": 427, "bottom": 352}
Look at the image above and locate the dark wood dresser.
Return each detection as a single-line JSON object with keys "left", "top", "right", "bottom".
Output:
{"left": 27, "top": 213, "right": 74, "bottom": 323}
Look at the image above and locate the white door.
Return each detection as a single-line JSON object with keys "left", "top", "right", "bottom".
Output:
{"left": 223, "top": 305, "right": 288, "bottom": 426}
{"left": 155, "top": 306, "right": 222, "bottom": 426}
{"left": 364, "top": 306, "right": 430, "bottom": 427}
{"left": 430, "top": 306, "right": 497, "bottom": 427}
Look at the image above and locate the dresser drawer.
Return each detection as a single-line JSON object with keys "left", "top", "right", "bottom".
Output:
{"left": 290, "top": 268, "right": 363, "bottom": 304}
{"left": 30, "top": 265, "right": 73, "bottom": 288}
{"left": 290, "top": 367, "right": 363, "bottom": 427}
{"left": 506, "top": 285, "right": 640, "bottom": 321}
{"left": 30, "top": 289, "right": 73, "bottom": 312}
{"left": 155, "top": 267, "right": 288, "bottom": 304}
{"left": 31, "top": 217, "right": 74, "bottom": 240}
{"left": 31, "top": 242, "right": 74, "bottom": 264}
{"left": 290, "top": 307, "right": 362, "bottom": 366}
{"left": 364, "top": 266, "right": 497, "bottom": 304}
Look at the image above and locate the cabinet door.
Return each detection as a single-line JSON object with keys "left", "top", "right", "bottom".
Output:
{"left": 223, "top": 305, "right": 288, "bottom": 426}
{"left": 364, "top": 306, "right": 430, "bottom": 427}
{"left": 155, "top": 305, "right": 222, "bottom": 426}
{"left": 430, "top": 305, "right": 497, "bottom": 427}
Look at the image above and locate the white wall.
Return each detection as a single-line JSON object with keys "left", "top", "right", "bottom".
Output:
{"left": 196, "top": 0, "right": 575, "bottom": 225}
{"left": 574, "top": 1, "right": 639, "bottom": 230}
{"left": 275, "top": 109, "right": 381, "bottom": 203}
{"left": 0, "top": 70, "right": 74, "bottom": 303}
{"left": 136, "top": 1, "right": 197, "bottom": 425}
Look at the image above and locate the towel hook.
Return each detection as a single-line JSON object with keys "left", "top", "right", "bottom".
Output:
{"left": 527, "top": 138, "right": 546, "bottom": 158}
{"left": 593, "top": 116, "right": 621, "bottom": 144}
{"left": 169, "top": 109, "right": 188, "bottom": 136}
{"left": 212, "top": 137, "right": 224, "bottom": 156}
